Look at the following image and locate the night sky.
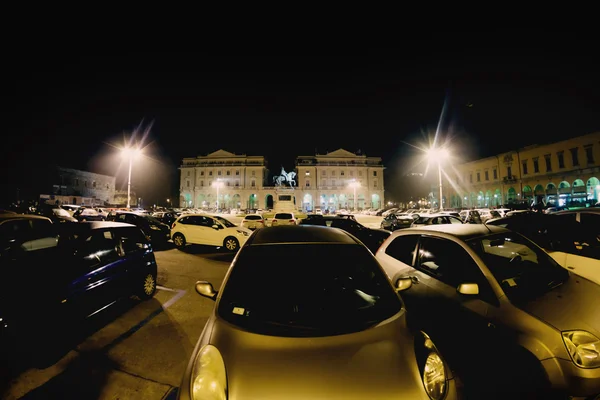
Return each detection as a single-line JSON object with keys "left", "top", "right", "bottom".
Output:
{"left": 3, "top": 30, "right": 599, "bottom": 205}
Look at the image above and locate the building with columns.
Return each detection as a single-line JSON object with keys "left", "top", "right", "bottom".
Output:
{"left": 441, "top": 132, "right": 600, "bottom": 208}
{"left": 179, "top": 149, "right": 385, "bottom": 212}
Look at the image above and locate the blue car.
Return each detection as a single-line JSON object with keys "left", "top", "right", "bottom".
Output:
{"left": 1, "top": 221, "right": 158, "bottom": 353}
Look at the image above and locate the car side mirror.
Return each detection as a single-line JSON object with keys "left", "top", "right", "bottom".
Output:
{"left": 395, "top": 277, "right": 412, "bottom": 292}
{"left": 212, "top": 224, "right": 221, "bottom": 230}
{"left": 457, "top": 282, "right": 479, "bottom": 295}
{"left": 195, "top": 281, "right": 218, "bottom": 300}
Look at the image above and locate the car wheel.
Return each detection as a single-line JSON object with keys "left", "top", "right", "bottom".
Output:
{"left": 224, "top": 236, "right": 239, "bottom": 252}
{"left": 173, "top": 233, "right": 186, "bottom": 249}
{"left": 136, "top": 270, "right": 157, "bottom": 300}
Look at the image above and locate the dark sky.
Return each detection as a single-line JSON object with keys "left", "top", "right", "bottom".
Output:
{"left": 3, "top": 29, "right": 600, "bottom": 204}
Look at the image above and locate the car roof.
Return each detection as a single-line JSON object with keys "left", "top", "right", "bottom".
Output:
{"left": 554, "top": 208, "right": 600, "bottom": 215}
{"left": 416, "top": 213, "right": 460, "bottom": 218}
{"left": 397, "top": 223, "right": 508, "bottom": 241}
{"left": 247, "top": 225, "right": 359, "bottom": 246}
{"left": 59, "top": 221, "right": 135, "bottom": 232}
{"left": 0, "top": 213, "right": 52, "bottom": 223}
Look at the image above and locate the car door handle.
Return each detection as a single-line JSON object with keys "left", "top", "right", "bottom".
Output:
{"left": 567, "top": 266, "right": 575, "bottom": 270}
{"left": 410, "top": 276, "right": 420, "bottom": 284}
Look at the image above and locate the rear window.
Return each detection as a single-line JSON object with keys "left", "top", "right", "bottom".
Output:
{"left": 245, "top": 215, "right": 262, "bottom": 220}
{"left": 274, "top": 213, "right": 293, "bottom": 219}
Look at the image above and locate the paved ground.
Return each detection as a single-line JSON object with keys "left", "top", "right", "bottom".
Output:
{"left": 0, "top": 214, "right": 383, "bottom": 399}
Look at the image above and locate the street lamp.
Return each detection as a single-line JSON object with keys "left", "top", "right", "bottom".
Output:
{"left": 121, "top": 147, "right": 142, "bottom": 209}
{"left": 212, "top": 179, "right": 224, "bottom": 212}
{"left": 348, "top": 179, "right": 361, "bottom": 212}
{"left": 166, "top": 198, "right": 171, "bottom": 208}
{"left": 426, "top": 147, "right": 449, "bottom": 211}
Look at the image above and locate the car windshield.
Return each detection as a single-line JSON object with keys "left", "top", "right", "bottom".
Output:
{"left": 467, "top": 232, "right": 569, "bottom": 304}
{"left": 213, "top": 216, "right": 236, "bottom": 228}
{"left": 217, "top": 243, "right": 403, "bottom": 337}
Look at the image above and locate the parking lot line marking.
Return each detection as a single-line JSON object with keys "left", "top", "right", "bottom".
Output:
{"left": 157, "top": 285, "right": 177, "bottom": 292}
{"left": 104, "top": 287, "right": 186, "bottom": 350}
{"left": 162, "top": 288, "right": 186, "bottom": 309}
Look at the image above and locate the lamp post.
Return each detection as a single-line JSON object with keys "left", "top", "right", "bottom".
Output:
{"left": 426, "top": 147, "right": 449, "bottom": 211}
{"left": 212, "top": 179, "right": 224, "bottom": 212}
{"left": 349, "top": 179, "right": 361, "bottom": 212}
{"left": 166, "top": 198, "right": 171, "bottom": 208}
{"left": 121, "top": 147, "right": 142, "bottom": 209}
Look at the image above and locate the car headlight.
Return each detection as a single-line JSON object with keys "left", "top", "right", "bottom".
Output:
{"left": 423, "top": 351, "right": 446, "bottom": 399}
{"left": 150, "top": 225, "right": 161, "bottom": 231}
{"left": 562, "top": 330, "right": 600, "bottom": 368}
{"left": 236, "top": 230, "right": 249, "bottom": 236}
{"left": 191, "top": 344, "right": 227, "bottom": 400}
{"left": 415, "top": 332, "right": 448, "bottom": 400}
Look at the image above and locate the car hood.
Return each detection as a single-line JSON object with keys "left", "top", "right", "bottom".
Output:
{"left": 518, "top": 274, "right": 600, "bottom": 335}
{"left": 209, "top": 315, "right": 431, "bottom": 400}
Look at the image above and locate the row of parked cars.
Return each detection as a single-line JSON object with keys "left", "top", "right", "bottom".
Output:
{"left": 176, "top": 206, "right": 600, "bottom": 399}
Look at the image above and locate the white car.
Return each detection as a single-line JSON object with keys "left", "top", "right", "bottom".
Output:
{"left": 171, "top": 213, "right": 252, "bottom": 252}
{"left": 270, "top": 212, "right": 297, "bottom": 226}
{"left": 240, "top": 214, "right": 265, "bottom": 230}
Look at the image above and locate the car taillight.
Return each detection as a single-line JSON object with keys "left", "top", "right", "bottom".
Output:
{"left": 172, "top": 223, "right": 176, "bottom": 229}
{"left": 272, "top": 219, "right": 277, "bottom": 224}
{"left": 289, "top": 220, "right": 295, "bottom": 223}
{"left": 259, "top": 220, "right": 264, "bottom": 223}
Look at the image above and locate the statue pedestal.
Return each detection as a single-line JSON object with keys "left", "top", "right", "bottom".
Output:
{"left": 273, "top": 187, "right": 297, "bottom": 212}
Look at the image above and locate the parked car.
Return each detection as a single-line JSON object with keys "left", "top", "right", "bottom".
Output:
{"left": 152, "top": 211, "right": 178, "bottom": 227}
{"left": 0, "top": 213, "right": 58, "bottom": 257}
{"left": 486, "top": 212, "right": 600, "bottom": 285}
{"left": 458, "top": 209, "right": 482, "bottom": 224}
{"left": 177, "top": 225, "right": 458, "bottom": 400}
{"left": 411, "top": 213, "right": 464, "bottom": 227}
{"left": 94, "top": 207, "right": 110, "bottom": 219}
{"left": 73, "top": 207, "right": 105, "bottom": 222}
{"left": 106, "top": 211, "right": 171, "bottom": 247}
{"left": 379, "top": 212, "right": 414, "bottom": 232}
{"left": 375, "top": 223, "right": 600, "bottom": 399}
{"left": 240, "top": 214, "right": 265, "bottom": 230}
{"left": 553, "top": 208, "right": 600, "bottom": 234}
{"left": 270, "top": 212, "right": 297, "bottom": 226}
{"left": 171, "top": 213, "right": 252, "bottom": 252}
{"left": 1, "top": 221, "right": 157, "bottom": 354}
{"left": 37, "top": 204, "right": 78, "bottom": 223}
{"left": 299, "top": 215, "right": 391, "bottom": 253}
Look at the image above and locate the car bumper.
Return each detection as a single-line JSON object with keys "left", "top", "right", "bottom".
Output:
{"left": 542, "top": 357, "right": 600, "bottom": 398}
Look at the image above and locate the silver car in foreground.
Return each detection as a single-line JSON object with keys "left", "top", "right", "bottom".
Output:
{"left": 178, "top": 225, "right": 458, "bottom": 400}
{"left": 376, "top": 224, "right": 600, "bottom": 399}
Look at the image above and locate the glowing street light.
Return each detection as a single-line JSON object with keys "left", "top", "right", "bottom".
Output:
{"left": 426, "top": 147, "right": 450, "bottom": 211}
{"left": 212, "top": 179, "right": 224, "bottom": 211}
{"left": 348, "top": 179, "right": 361, "bottom": 212}
{"left": 121, "top": 146, "right": 142, "bottom": 209}
{"left": 166, "top": 198, "right": 171, "bottom": 207}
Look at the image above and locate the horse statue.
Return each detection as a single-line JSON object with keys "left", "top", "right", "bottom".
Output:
{"left": 284, "top": 171, "right": 296, "bottom": 186}
{"left": 273, "top": 175, "right": 286, "bottom": 186}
